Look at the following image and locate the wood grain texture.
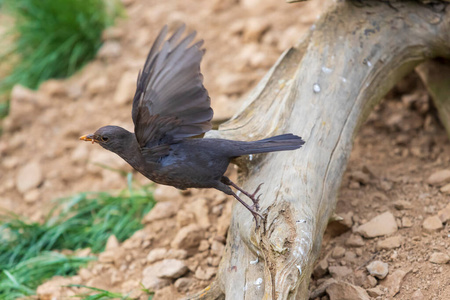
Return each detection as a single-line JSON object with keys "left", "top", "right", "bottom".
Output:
{"left": 191, "top": 1, "right": 450, "bottom": 299}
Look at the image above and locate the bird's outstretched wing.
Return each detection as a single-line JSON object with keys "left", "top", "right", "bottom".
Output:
{"left": 132, "top": 24, "right": 213, "bottom": 159}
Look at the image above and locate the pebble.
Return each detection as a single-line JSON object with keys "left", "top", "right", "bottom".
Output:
{"left": 86, "top": 76, "right": 108, "bottom": 95}
{"left": 194, "top": 266, "right": 217, "bottom": 280}
{"left": 143, "top": 201, "right": 178, "bottom": 223}
{"left": 366, "top": 287, "right": 384, "bottom": 297}
{"left": 309, "top": 278, "right": 337, "bottom": 299}
{"left": 437, "top": 202, "right": 450, "bottom": 223}
{"left": 153, "top": 185, "right": 181, "bottom": 202}
{"left": 328, "top": 266, "right": 352, "bottom": 279}
{"left": 355, "top": 211, "right": 398, "bottom": 238}
{"left": 105, "top": 235, "right": 120, "bottom": 250}
{"left": 242, "top": 18, "right": 270, "bottom": 43}
{"left": 97, "top": 40, "right": 122, "bottom": 59}
{"left": 350, "top": 170, "right": 370, "bottom": 185}
{"left": 114, "top": 71, "right": 136, "bottom": 105}
{"left": 174, "top": 277, "right": 193, "bottom": 293}
{"left": 331, "top": 246, "right": 346, "bottom": 259}
{"left": 440, "top": 183, "right": 450, "bottom": 194}
{"left": 171, "top": 224, "right": 204, "bottom": 250}
{"left": 376, "top": 235, "right": 403, "bottom": 250}
{"left": 426, "top": 170, "right": 450, "bottom": 186}
{"left": 345, "top": 234, "right": 365, "bottom": 247}
{"left": 16, "top": 161, "right": 43, "bottom": 194}
{"left": 402, "top": 216, "right": 413, "bottom": 228}
{"left": 366, "top": 260, "right": 389, "bottom": 279}
{"left": 146, "top": 248, "right": 167, "bottom": 263}
{"left": 326, "top": 281, "right": 370, "bottom": 300}
{"left": 24, "top": 189, "right": 40, "bottom": 203}
{"left": 379, "top": 269, "right": 408, "bottom": 297}
{"left": 141, "top": 265, "right": 171, "bottom": 290}
{"left": 422, "top": 216, "right": 443, "bottom": 232}
{"left": 411, "top": 290, "right": 425, "bottom": 300}
{"left": 154, "top": 259, "right": 188, "bottom": 279}
{"left": 313, "top": 258, "right": 329, "bottom": 279}
{"left": 393, "top": 200, "right": 412, "bottom": 210}
{"left": 429, "top": 252, "right": 450, "bottom": 264}
{"left": 188, "top": 198, "right": 211, "bottom": 228}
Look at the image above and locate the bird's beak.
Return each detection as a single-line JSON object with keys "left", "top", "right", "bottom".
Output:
{"left": 79, "top": 134, "right": 97, "bottom": 144}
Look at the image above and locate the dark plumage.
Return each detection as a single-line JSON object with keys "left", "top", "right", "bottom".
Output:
{"left": 80, "top": 24, "right": 305, "bottom": 225}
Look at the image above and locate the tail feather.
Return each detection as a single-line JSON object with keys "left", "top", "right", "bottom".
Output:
{"left": 231, "top": 134, "right": 305, "bottom": 156}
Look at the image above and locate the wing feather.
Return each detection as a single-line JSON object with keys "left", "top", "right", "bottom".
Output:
{"left": 131, "top": 25, "right": 213, "bottom": 156}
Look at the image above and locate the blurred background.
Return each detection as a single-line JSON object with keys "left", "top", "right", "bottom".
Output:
{"left": 0, "top": 0, "right": 449, "bottom": 299}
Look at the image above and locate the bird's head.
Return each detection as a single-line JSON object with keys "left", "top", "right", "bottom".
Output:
{"left": 79, "top": 125, "right": 133, "bottom": 153}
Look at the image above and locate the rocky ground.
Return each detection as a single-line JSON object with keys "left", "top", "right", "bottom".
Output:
{"left": 1, "top": 0, "right": 450, "bottom": 299}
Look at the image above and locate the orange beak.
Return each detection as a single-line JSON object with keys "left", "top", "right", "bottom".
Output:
{"left": 79, "top": 134, "right": 97, "bottom": 144}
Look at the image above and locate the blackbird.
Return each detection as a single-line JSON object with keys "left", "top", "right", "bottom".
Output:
{"left": 80, "top": 24, "right": 305, "bottom": 224}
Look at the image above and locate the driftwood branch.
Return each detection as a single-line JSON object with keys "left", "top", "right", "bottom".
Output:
{"left": 192, "top": 1, "right": 450, "bottom": 299}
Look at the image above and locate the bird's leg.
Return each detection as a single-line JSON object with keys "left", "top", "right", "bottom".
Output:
{"left": 221, "top": 177, "right": 263, "bottom": 211}
{"left": 229, "top": 182, "right": 263, "bottom": 211}
{"left": 228, "top": 189, "right": 264, "bottom": 227}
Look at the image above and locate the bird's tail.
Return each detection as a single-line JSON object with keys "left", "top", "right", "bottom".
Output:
{"left": 230, "top": 134, "right": 305, "bottom": 156}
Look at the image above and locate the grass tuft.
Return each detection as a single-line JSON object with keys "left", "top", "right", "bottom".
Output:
{"left": 0, "top": 0, "right": 123, "bottom": 103}
{"left": 0, "top": 178, "right": 155, "bottom": 299}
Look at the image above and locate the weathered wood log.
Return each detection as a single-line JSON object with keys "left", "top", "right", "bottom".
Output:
{"left": 191, "top": 1, "right": 450, "bottom": 299}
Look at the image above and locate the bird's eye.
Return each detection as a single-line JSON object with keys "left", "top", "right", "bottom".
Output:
{"left": 102, "top": 136, "right": 109, "bottom": 142}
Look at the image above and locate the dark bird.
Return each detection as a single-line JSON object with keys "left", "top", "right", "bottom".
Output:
{"left": 80, "top": 24, "right": 305, "bottom": 225}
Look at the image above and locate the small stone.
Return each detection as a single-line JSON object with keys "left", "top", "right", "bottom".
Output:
{"left": 242, "top": 18, "right": 270, "bottom": 42}
{"left": 188, "top": 198, "right": 210, "bottom": 228}
{"left": 98, "top": 250, "right": 116, "bottom": 263}
{"left": 376, "top": 235, "right": 403, "bottom": 250}
{"left": 16, "top": 161, "right": 43, "bottom": 193}
{"left": 350, "top": 170, "right": 370, "bottom": 185}
{"left": 24, "top": 189, "right": 40, "bottom": 203}
{"left": 113, "top": 71, "right": 136, "bottom": 104}
{"left": 393, "top": 200, "right": 412, "bottom": 210}
{"left": 97, "top": 40, "right": 122, "bottom": 59}
{"left": 328, "top": 266, "right": 352, "bottom": 279}
{"left": 142, "top": 265, "right": 171, "bottom": 290}
{"left": 40, "top": 80, "right": 67, "bottom": 96}
{"left": 422, "top": 215, "right": 443, "bottom": 232}
{"left": 366, "top": 260, "right": 389, "bottom": 279}
{"left": 210, "top": 240, "right": 225, "bottom": 256}
{"left": 198, "top": 240, "right": 210, "bottom": 252}
{"left": 411, "top": 290, "right": 425, "bottom": 300}
{"left": 326, "top": 281, "right": 370, "bottom": 300}
{"left": 86, "top": 76, "right": 108, "bottom": 95}
{"left": 355, "top": 211, "right": 398, "bottom": 238}
{"left": 309, "top": 278, "right": 337, "bottom": 299}
{"left": 102, "top": 27, "right": 124, "bottom": 40}
{"left": 143, "top": 201, "right": 177, "bottom": 223}
{"left": 313, "top": 258, "right": 329, "bottom": 279}
{"left": 440, "top": 183, "right": 450, "bottom": 194}
{"left": 154, "top": 259, "right": 188, "bottom": 279}
{"left": 146, "top": 248, "right": 168, "bottom": 263}
{"left": 105, "top": 235, "right": 119, "bottom": 250}
{"left": 429, "top": 252, "right": 450, "bottom": 264}
{"left": 153, "top": 185, "right": 181, "bottom": 202}
{"left": 174, "top": 277, "right": 193, "bottom": 293}
{"left": 402, "top": 216, "right": 413, "bottom": 228}
{"left": 331, "top": 246, "right": 346, "bottom": 259}
{"left": 437, "top": 202, "right": 450, "bottom": 223}
{"left": 366, "top": 287, "right": 384, "bottom": 297}
{"left": 379, "top": 269, "right": 408, "bottom": 297}
{"left": 194, "top": 266, "right": 216, "bottom": 280}
{"left": 426, "top": 170, "right": 450, "bottom": 186}
{"left": 345, "top": 234, "right": 365, "bottom": 247}
{"left": 171, "top": 224, "right": 204, "bottom": 250}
